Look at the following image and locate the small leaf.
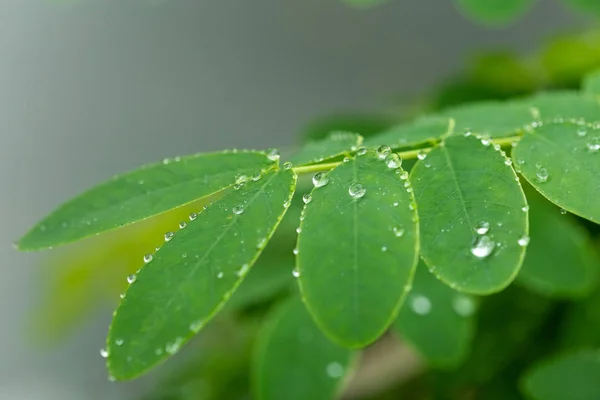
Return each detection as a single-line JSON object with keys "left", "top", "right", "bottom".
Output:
{"left": 522, "top": 91, "right": 600, "bottom": 122}
{"left": 17, "top": 150, "right": 275, "bottom": 250}
{"left": 411, "top": 134, "right": 528, "bottom": 294}
{"left": 394, "top": 260, "right": 476, "bottom": 367}
{"left": 583, "top": 68, "right": 600, "bottom": 96}
{"left": 252, "top": 298, "right": 353, "bottom": 400}
{"left": 517, "top": 188, "right": 599, "bottom": 298}
{"left": 289, "top": 132, "right": 363, "bottom": 167}
{"left": 522, "top": 350, "right": 600, "bottom": 400}
{"left": 362, "top": 117, "right": 451, "bottom": 150}
{"left": 455, "top": 0, "right": 537, "bottom": 25}
{"left": 106, "top": 169, "right": 296, "bottom": 380}
{"left": 297, "top": 151, "right": 419, "bottom": 347}
{"left": 513, "top": 120, "right": 600, "bottom": 223}
{"left": 440, "top": 101, "right": 535, "bottom": 138}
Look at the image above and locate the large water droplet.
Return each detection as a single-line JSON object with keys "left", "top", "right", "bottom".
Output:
{"left": 518, "top": 235, "right": 530, "bottom": 247}
{"left": 385, "top": 153, "right": 402, "bottom": 169}
{"left": 357, "top": 147, "right": 368, "bottom": 156}
{"left": 283, "top": 162, "right": 293, "bottom": 170}
{"left": 475, "top": 221, "right": 490, "bottom": 235}
{"left": 471, "top": 235, "right": 495, "bottom": 258}
{"left": 536, "top": 166, "right": 549, "bottom": 183}
{"left": 100, "top": 348, "right": 109, "bottom": 358}
{"left": 164, "top": 231, "right": 174, "bottom": 242}
{"left": 267, "top": 148, "right": 280, "bottom": 162}
{"left": 293, "top": 248, "right": 299, "bottom": 255}
{"left": 400, "top": 171, "right": 409, "bottom": 180}
{"left": 292, "top": 269, "right": 300, "bottom": 278}
{"left": 235, "top": 174, "right": 248, "bottom": 184}
{"left": 233, "top": 205, "right": 245, "bottom": 215}
{"left": 143, "top": 253, "right": 153, "bottom": 263}
{"left": 376, "top": 145, "right": 391, "bottom": 160}
{"left": 348, "top": 183, "right": 366, "bottom": 199}
{"left": 179, "top": 221, "right": 187, "bottom": 229}
{"left": 127, "top": 274, "right": 136, "bottom": 284}
{"left": 312, "top": 172, "right": 329, "bottom": 188}
{"left": 326, "top": 362, "right": 345, "bottom": 378}
{"left": 302, "top": 193, "right": 312, "bottom": 204}
{"left": 417, "top": 150, "right": 427, "bottom": 160}
{"left": 411, "top": 295, "right": 431, "bottom": 315}
{"left": 189, "top": 212, "right": 198, "bottom": 221}
{"left": 452, "top": 295, "right": 476, "bottom": 317}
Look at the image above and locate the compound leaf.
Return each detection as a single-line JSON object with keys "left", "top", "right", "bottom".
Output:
{"left": 522, "top": 91, "right": 600, "bottom": 122}
{"left": 363, "top": 117, "right": 451, "bottom": 150}
{"left": 411, "top": 134, "right": 528, "bottom": 294}
{"left": 297, "top": 151, "right": 419, "bottom": 347}
{"left": 106, "top": 168, "right": 296, "bottom": 380}
{"left": 17, "top": 150, "right": 275, "bottom": 251}
{"left": 522, "top": 350, "right": 600, "bottom": 400}
{"left": 513, "top": 121, "right": 600, "bottom": 223}
{"left": 394, "top": 260, "right": 476, "bottom": 367}
{"left": 253, "top": 298, "right": 353, "bottom": 400}
{"left": 289, "top": 132, "right": 363, "bottom": 167}
{"left": 455, "top": 0, "right": 537, "bottom": 25}
{"left": 517, "top": 188, "right": 599, "bottom": 298}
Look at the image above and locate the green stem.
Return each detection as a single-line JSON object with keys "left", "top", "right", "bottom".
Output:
{"left": 292, "top": 134, "right": 522, "bottom": 175}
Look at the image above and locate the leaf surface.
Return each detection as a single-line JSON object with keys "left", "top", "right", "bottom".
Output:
{"left": 583, "top": 69, "right": 600, "bottom": 95}
{"left": 289, "top": 132, "right": 362, "bottom": 167}
{"left": 455, "top": 0, "right": 537, "bottom": 25}
{"left": 297, "top": 152, "right": 419, "bottom": 347}
{"left": 411, "top": 134, "right": 528, "bottom": 294}
{"left": 106, "top": 168, "right": 296, "bottom": 380}
{"left": 522, "top": 91, "right": 600, "bottom": 122}
{"left": 363, "top": 117, "right": 451, "bottom": 150}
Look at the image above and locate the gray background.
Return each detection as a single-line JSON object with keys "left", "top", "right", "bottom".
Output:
{"left": 0, "top": 0, "right": 584, "bottom": 398}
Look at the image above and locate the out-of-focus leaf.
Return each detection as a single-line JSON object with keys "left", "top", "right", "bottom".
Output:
{"left": 17, "top": 151, "right": 275, "bottom": 250}
{"left": 289, "top": 132, "right": 362, "bottom": 167}
{"left": 560, "top": 0, "right": 600, "bottom": 16}
{"left": 362, "top": 117, "right": 451, "bottom": 150}
{"left": 252, "top": 298, "right": 353, "bottom": 400}
{"left": 583, "top": 68, "right": 600, "bottom": 95}
{"left": 560, "top": 283, "right": 600, "bottom": 349}
{"left": 107, "top": 169, "right": 296, "bottom": 380}
{"left": 471, "top": 53, "right": 539, "bottom": 96}
{"left": 513, "top": 121, "right": 600, "bottom": 223}
{"left": 522, "top": 349, "right": 600, "bottom": 400}
{"left": 517, "top": 188, "right": 599, "bottom": 298}
{"left": 455, "top": 0, "right": 537, "bottom": 26}
{"left": 541, "top": 32, "right": 600, "bottom": 87}
{"left": 520, "top": 91, "right": 600, "bottom": 122}
{"left": 297, "top": 152, "right": 419, "bottom": 347}
{"left": 411, "top": 134, "right": 528, "bottom": 294}
{"left": 302, "top": 114, "right": 394, "bottom": 143}
{"left": 394, "top": 260, "right": 476, "bottom": 367}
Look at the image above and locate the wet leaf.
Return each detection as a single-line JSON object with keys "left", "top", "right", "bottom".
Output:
{"left": 289, "top": 132, "right": 362, "bottom": 167}
{"left": 583, "top": 68, "right": 600, "bottom": 95}
{"left": 522, "top": 91, "right": 600, "bottom": 122}
{"left": 455, "top": 0, "right": 537, "bottom": 25}
{"left": 362, "top": 117, "right": 451, "bottom": 150}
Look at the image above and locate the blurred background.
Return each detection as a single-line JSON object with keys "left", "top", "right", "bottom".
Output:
{"left": 0, "top": 0, "right": 592, "bottom": 398}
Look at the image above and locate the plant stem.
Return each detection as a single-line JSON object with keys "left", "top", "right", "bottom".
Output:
{"left": 292, "top": 135, "right": 522, "bottom": 175}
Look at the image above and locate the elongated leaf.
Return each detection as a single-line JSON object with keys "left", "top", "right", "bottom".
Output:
{"left": 363, "top": 117, "right": 451, "bottom": 150}
{"left": 440, "top": 101, "right": 534, "bottom": 138}
{"left": 517, "top": 188, "right": 599, "bottom": 298}
{"left": 583, "top": 69, "right": 600, "bottom": 96}
{"left": 411, "top": 134, "right": 528, "bottom": 294}
{"left": 394, "top": 260, "right": 476, "bottom": 367}
{"left": 106, "top": 169, "right": 296, "bottom": 380}
{"left": 289, "top": 132, "right": 362, "bottom": 167}
{"left": 522, "top": 91, "right": 600, "bottom": 122}
{"left": 455, "top": 0, "right": 537, "bottom": 25}
{"left": 253, "top": 298, "right": 353, "bottom": 400}
{"left": 297, "top": 152, "right": 419, "bottom": 347}
{"left": 17, "top": 150, "right": 275, "bottom": 250}
{"left": 522, "top": 350, "right": 600, "bottom": 400}
{"left": 513, "top": 121, "right": 600, "bottom": 223}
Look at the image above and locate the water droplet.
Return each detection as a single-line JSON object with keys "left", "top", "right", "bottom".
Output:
{"left": 189, "top": 320, "right": 204, "bottom": 332}
{"left": 376, "top": 145, "right": 391, "bottom": 160}
{"left": 296, "top": 227, "right": 302, "bottom": 233}
{"left": 165, "top": 337, "right": 184, "bottom": 355}
{"left": 234, "top": 183, "right": 243, "bottom": 190}
{"left": 400, "top": 171, "right": 409, "bottom": 180}
{"left": 393, "top": 226, "right": 405, "bottom": 237}
{"left": 357, "top": 147, "right": 368, "bottom": 156}
{"left": 293, "top": 248, "right": 299, "bottom": 255}
{"left": 393, "top": 201, "right": 399, "bottom": 207}
{"left": 252, "top": 174, "right": 262, "bottom": 181}
{"left": 162, "top": 158, "right": 171, "bottom": 165}
{"left": 164, "top": 231, "right": 174, "bottom": 242}
{"left": 493, "top": 144, "right": 501, "bottom": 151}
{"left": 343, "top": 156, "right": 350, "bottom": 163}
{"left": 522, "top": 205, "right": 529, "bottom": 212}
{"left": 577, "top": 127, "right": 587, "bottom": 137}
{"left": 302, "top": 194, "right": 312, "bottom": 204}
{"left": 115, "top": 339, "right": 124, "bottom": 346}
{"left": 326, "top": 362, "right": 345, "bottom": 378}
{"left": 417, "top": 150, "right": 427, "bottom": 160}
{"left": 587, "top": 137, "right": 600, "bottom": 152}
{"left": 283, "top": 200, "right": 291, "bottom": 208}
{"left": 505, "top": 159, "right": 512, "bottom": 166}
{"left": 560, "top": 208, "right": 567, "bottom": 215}
{"left": 312, "top": 172, "right": 329, "bottom": 188}
{"left": 100, "top": 348, "right": 109, "bottom": 358}
{"left": 381, "top": 246, "right": 387, "bottom": 252}
{"left": 536, "top": 166, "right": 549, "bottom": 183}
{"left": 108, "top": 375, "right": 116, "bottom": 382}
{"left": 189, "top": 212, "right": 198, "bottom": 221}
{"left": 475, "top": 221, "right": 490, "bottom": 235}
{"left": 127, "top": 274, "right": 137, "bottom": 284}
{"left": 453, "top": 295, "right": 476, "bottom": 317}
{"left": 267, "top": 148, "right": 280, "bottom": 162}
{"left": 385, "top": 153, "right": 402, "bottom": 169}
{"left": 283, "top": 162, "right": 293, "bottom": 170}
{"left": 155, "top": 348, "right": 163, "bottom": 356}
{"left": 411, "top": 295, "right": 431, "bottom": 315}
{"left": 348, "top": 183, "right": 366, "bottom": 199}
{"left": 179, "top": 221, "right": 187, "bottom": 229}
{"left": 464, "top": 129, "right": 472, "bottom": 137}
{"left": 518, "top": 235, "right": 530, "bottom": 247}
{"left": 235, "top": 174, "right": 248, "bottom": 184}
{"left": 232, "top": 205, "right": 245, "bottom": 215}
{"left": 257, "top": 237, "right": 267, "bottom": 249}
{"left": 181, "top": 253, "right": 187, "bottom": 258}
{"left": 471, "top": 235, "right": 495, "bottom": 258}
{"left": 143, "top": 253, "right": 153, "bottom": 263}
{"left": 237, "top": 263, "right": 250, "bottom": 277}
{"left": 292, "top": 269, "right": 300, "bottom": 278}
{"left": 119, "top": 293, "right": 125, "bottom": 299}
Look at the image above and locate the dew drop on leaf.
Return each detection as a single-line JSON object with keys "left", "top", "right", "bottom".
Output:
{"left": 385, "top": 153, "right": 402, "bottom": 169}
{"left": 165, "top": 337, "right": 184, "bottom": 355}
{"left": 411, "top": 295, "right": 431, "bottom": 315}
{"left": 143, "top": 253, "right": 153, "bottom": 263}
{"left": 474, "top": 221, "right": 490, "bottom": 235}
{"left": 400, "top": 171, "right": 409, "bottom": 180}
{"left": 348, "top": 183, "right": 366, "bottom": 199}
{"left": 518, "top": 235, "right": 530, "bottom": 247}
{"left": 343, "top": 156, "right": 350, "bottom": 163}
{"left": 293, "top": 248, "right": 299, "bottom": 255}
{"left": 189, "top": 212, "right": 198, "bottom": 221}
{"left": 376, "top": 145, "right": 391, "bottom": 160}
{"left": 292, "top": 269, "right": 300, "bottom": 278}
{"left": 522, "top": 205, "right": 529, "bottom": 212}
{"left": 115, "top": 339, "right": 124, "bottom": 346}
{"left": 393, "top": 226, "right": 405, "bottom": 237}
{"left": 452, "top": 294, "right": 475, "bottom": 317}
{"left": 217, "top": 271, "right": 224, "bottom": 279}
{"left": 237, "top": 263, "right": 250, "bottom": 277}
{"left": 357, "top": 147, "right": 368, "bottom": 156}
{"left": 127, "top": 274, "right": 137, "bottom": 284}
{"left": 471, "top": 235, "right": 495, "bottom": 258}
{"left": 267, "top": 148, "right": 280, "bottom": 162}
{"left": 577, "top": 127, "right": 587, "bottom": 137}
{"left": 233, "top": 205, "right": 245, "bottom": 215}
{"left": 179, "top": 221, "right": 187, "bottom": 229}
{"left": 417, "top": 150, "right": 427, "bottom": 160}
{"left": 164, "top": 231, "right": 174, "bottom": 242}
{"left": 560, "top": 208, "right": 567, "bottom": 215}
{"left": 302, "top": 193, "right": 312, "bottom": 204}
{"left": 251, "top": 173, "right": 262, "bottom": 182}
{"left": 587, "top": 137, "right": 600, "bottom": 152}
{"left": 312, "top": 172, "right": 329, "bottom": 188}
{"left": 100, "top": 348, "right": 108, "bottom": 358}
{"left": 536, "top": 166, "right": 549, "bottom": 183}
{"left": 283, "top": 162, "right": 293, "bottom": 170}
{"left": 235, "top": 174, "right": 248, "bottom": 184}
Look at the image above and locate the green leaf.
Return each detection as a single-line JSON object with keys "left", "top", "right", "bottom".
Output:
{"left": 522, "top": 350, "right": 600, "bottom": 400}
{"left": 362, "top": 117, "right": 451, "bottom": 150}
{"left": 561, "top": 286, "right": 600, "bottom": 349}
{"left": 17, "top": 150, "right": 275, "bottom": 251}
{"left": 394, "top": 260, "right": 476, "bottom": 367}
{"left": 289, "top": 132, "right": 363, "bottom": 167}
{"left": 522, "top": 91, "right": 600, "bottom": 122}
{"left": 252, "top": 298, "right": 353, "bottom": 400}
{"left": 411, "top": 134, "right": 528, "bottom": 294}
{"left": 302, "top": 114, "right": 393, "bottom": 142}
{"left": 440, "top": 101, "right": 535, "bottom": 138}
{"left": 455, "top": 0, "right": 537, "bottom": 25}
{"left": 297, "top": 151, "right": 419, "bottom": 347}
{"left": 512, "top": 120, "right": 600, "bottom": 223}
{"left": 517, "top": 188, "right": 599, "bottom": 298}
{"left": 106, "top": 168, "right": 296, "bottom": 380}
{"left": 583, "top": 69, "right": 600, "bottom": 96}
{"left": 540, "top": 35, "right": 600, "bottom": 87}
{"left": 559, "top": 0, "right": 600, "bottom": 17}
